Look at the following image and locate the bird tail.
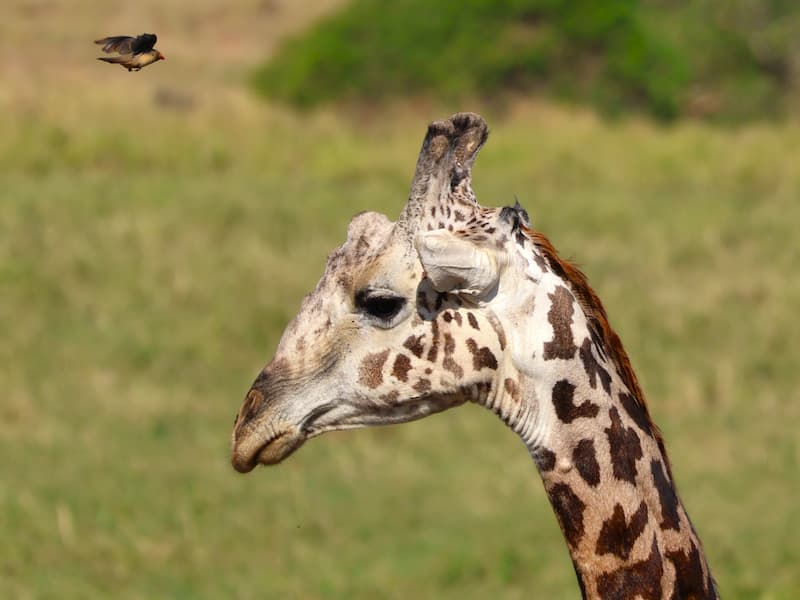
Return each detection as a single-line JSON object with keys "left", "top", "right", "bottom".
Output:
{"left": 97, "top": 56, "right": 126, "bottom": 64}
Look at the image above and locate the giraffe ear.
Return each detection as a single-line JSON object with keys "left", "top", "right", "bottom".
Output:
{"left": 415, "top": 230, "right": 499, "bottom": 298}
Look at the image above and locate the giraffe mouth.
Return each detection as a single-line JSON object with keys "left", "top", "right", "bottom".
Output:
{"left": 232, "top": 403, "right": 339, "bottom": 473}
{"left": 232, "top": 429, "right": 304, "bottom": 473}
{"left": 233, "top": 395, "right": 467, "bottom": 473}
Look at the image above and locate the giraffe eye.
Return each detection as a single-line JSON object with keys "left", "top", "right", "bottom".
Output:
{"left": 355, "top": 290, "right": 407, "bottom": 323}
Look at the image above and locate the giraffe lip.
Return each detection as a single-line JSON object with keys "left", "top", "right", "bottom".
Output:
{"left": 233, "top": 430, "right": 299, "bottom": 473}
{"left": 255, "top": 431, "right": 300, "bottom": 465}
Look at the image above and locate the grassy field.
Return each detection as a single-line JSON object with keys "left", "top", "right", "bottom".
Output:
{"left": 2, "top": 2, "right": 800, "bottom": 599}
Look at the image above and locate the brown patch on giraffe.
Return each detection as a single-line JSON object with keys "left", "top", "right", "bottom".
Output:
{"left": 453, "top": 312, "right": 463, "bottom": 326}
{"left": 533, "top": 251, "right": 548, "bottom": 270}
{"left": 552, "top": 379, "right": 600, "bottom": 423}
{"left": 596, "top": 501, "right": 649, "bottom": 561}
{"left": 427, "top": 320, "right": 440, "bottom": 362}
{"left": 403, "top": 334, "right": 425, "bottom": 359}
{"left": 549, "top": 483, "right": 586, "bottom": 549}
{"left": 605, "top": 407, "right": 643, "bottom": 485}
{"left": 380, "top": 390, "right": 400, "bottom": 404}
{"left": 579, "top": 338, "right": 612, "bottom": 395}
{"left": 527, "top": 227, "right": 673, "bottom": 479}
{"left": 442, "top": 333, "right": 465, "bottom": 379}
{"left": 596, "top": 534, "right": 664, "bottom": 600}
{"left": 651, "top": 459, "right": 681, "bottom": 532}
{"left": 465, "top": 338, "right": 498, "bottom": 371}
{"left": 666, "top": 542, "right": 711, "bottom": 600}
{"left": 467, "top": 312, "right": 480, "bottom": 330}
{"left": 543, "top": 285, "right": 578, "bottom": 360}
{"left": 454, "top": 209, "right": 466, "bottom": 222}
{"left": 413, "top": 378, "right": 431, "bottom": 393}
{"left": 533, "top": 447, "right": 556, "bottom": 472}
{"left": 391, "top": 354, "right": 412, "bottom": 382}
{"left": 572, "top": 439, "right": 601, "bottom": 487}
{"left": 486, "top": 313, "right": 506, "bottom": 350}
{"left": 503, "top": 378, "right": 520, "bottom": 403}
{"left": 358, "top": 349, "right": 390, "bottom": 389}
{"left": 619, "top": 391, "right": 653, "bottom": 436}
{"left": 442, "top": 311, "right": 453, "bottom": 323}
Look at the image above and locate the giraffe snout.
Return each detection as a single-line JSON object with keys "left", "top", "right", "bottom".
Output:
{"left": 231, "top": 368, "right": 307, "bottom": 472}
{"left": 231, "top": 384, "right": 269, "bottom": 473}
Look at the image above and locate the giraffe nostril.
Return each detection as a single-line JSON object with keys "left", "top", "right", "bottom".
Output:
{"left": 233, "top": 388, "right": 264, "bottom": 439}
{"left": 241, "top": 388, "right": 264, "bottom": 422}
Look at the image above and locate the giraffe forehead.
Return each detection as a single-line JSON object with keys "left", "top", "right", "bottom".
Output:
{"left": 327, "top": 220, "right": 392, "bottom": 277}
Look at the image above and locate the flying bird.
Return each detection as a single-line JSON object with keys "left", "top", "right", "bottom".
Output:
{"left": 95, "top": 33, "right": 165, "bottom": 71}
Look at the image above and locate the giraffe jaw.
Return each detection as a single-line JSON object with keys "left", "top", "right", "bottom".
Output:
{"left": 302, "top": 393, "right": 467, "bottom": 437}
{"left": 232, "top": 394, "right": 466, "bottom": 472}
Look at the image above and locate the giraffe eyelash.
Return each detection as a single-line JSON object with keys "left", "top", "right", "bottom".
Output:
{"left": 354, "top": 289, "right": 407, "bottom": 324}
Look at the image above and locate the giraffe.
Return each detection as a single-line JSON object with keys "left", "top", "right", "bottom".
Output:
{"left": 231, "top": 113, "right": 718, "bottom": 599}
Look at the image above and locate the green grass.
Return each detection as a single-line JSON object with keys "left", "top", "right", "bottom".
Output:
{"left": 2, "top": 100, "right": 799, "bottom": 598}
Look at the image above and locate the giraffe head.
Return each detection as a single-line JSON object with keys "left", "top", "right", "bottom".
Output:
{"left": 232, "top": 113, "right": 536, "bottom": 473}
{"left": 230, "top": 113, "right": 720, "bottom": 600}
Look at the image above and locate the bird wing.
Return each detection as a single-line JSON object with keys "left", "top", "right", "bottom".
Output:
{"left": 131, "top": 33, "right": 157, "bottom": 54}
{"left": 94, "top": 36, "right": 135, "bottom": 55}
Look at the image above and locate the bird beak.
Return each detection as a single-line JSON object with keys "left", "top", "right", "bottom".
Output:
{"left": 160, "top": 53, "right": 166, "bottom": 60}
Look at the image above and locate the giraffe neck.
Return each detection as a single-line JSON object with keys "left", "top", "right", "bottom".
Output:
{"left": 483, "top": 262, "right": 717, "bottom": 599}
{"left": 412, "top": 199, "right": 717, "bottom": 597}
{"left": 526, "top": 386, "right": 714, "bottom": 599}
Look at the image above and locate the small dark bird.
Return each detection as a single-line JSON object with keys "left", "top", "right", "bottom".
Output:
{"left": 95, "top": 33, "right": 165, "bottom": 72}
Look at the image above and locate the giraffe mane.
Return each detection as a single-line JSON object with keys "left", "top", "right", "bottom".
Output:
{"left": 525, "top": 227, "right": 674, "bottom": 479}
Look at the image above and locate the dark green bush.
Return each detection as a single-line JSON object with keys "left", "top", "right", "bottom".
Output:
{"left": 253, "top": 0, "right": 798, "bottom": 121}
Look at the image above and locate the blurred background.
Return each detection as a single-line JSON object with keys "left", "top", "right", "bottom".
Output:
{"left": 1, "top": 0, "right": 798, "bottom": 598}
